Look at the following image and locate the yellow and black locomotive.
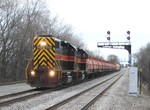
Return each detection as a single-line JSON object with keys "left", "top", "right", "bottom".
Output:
{"left": 26, "top": 35, "right": 120, "bottom": 88}
{"left": 26, "top": 35, "right": 88, "bottom": 88}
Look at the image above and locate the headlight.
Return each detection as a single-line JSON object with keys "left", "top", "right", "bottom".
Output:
{"left": 31, "top": 71, "right": 35, "bottom": 76}
{"left": 49, "top": 70, "right": 55, "bottom": 77}
{"left": 40, "top": 41, "right": 47, "bottom": 46}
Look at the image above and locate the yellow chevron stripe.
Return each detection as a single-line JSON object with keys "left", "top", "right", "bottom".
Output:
{"left": 34, "top": 66, "right": 37, "bottom": 70}
{"left": 34, "top": 51, "right": 44, "bottom": 68}
{"left": 34, "top": 38, "right": 38, "bottom": 45}
{"left": 34, "top": 47, "right": 36, "bottom": 51}
{"left": 41, "top": 62, "right": 47, "bottom": 66}
{"left": 49, "top": 38, "right": 55, "bottom": 46}
{"left": 34, "top": 37, "right": 41, "bottom": 46}
{"left": 34, "top": 49, "right": 40, "bottom": 56}
{"left": 53, "top": 47, "right": 55, "bottom": 51}
{"left": 33, "top": 37, "right": 56, "bottom": 70}
{"left": 38, "top": 57, "right": 53, "bottom": 68}
{"left": 34, "top": 51, "right": 52, "bottom": 63}
{"left": 50, "top": 49, "right": 55, "bottom": 56}
{"left": 37, "top": 52, "right": 47, "bottom": 61}
{"left": 34, "top": 58, "right": 39, "bottom": 66}
{"left": 34, "top": 50, "right": 43, "bottom": 61}
{"left": 42, "top": 51, "right": 49, "bottom": 59}
{"left": 48, "top": 57, "right": 53, "bottom": 63}
{"left": 35, "top": 52, "right": 53, "bottom": 67}
{"left": 44, "top": 38, "right": 52, "bottom": 46}
{"left": 38, "top": 53, "right": 45, "bottom": 62}
{"left": 47, "top": 61, "right": 53, "bottom": 68}
{"left": 45, "top": 49, "right": 55, "bottom": 59}
{"left": 33, "top": 60, "right": 38, "bottom": 67}
{"left": 39, "top": 57, "right": 46, "bottom": 65}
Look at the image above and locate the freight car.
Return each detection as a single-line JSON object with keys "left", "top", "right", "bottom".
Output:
{"left": 26, "top": 35, "right": 120, "bottom": 88}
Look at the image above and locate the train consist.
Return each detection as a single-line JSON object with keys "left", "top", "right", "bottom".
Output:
{"left": 26, "top": 35, "right": 120, "bottom": 88}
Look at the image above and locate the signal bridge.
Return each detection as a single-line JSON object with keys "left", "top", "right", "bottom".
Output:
{"left": 97, "top": 42, "right": 131, "bottom": 54}
{"left": 97, "top": 31, "right": 131, "bottom": 66}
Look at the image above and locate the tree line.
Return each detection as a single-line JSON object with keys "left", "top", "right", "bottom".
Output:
{"left": 0, "top": 0, "right": 132, "bottom": 84}
{"left": 134, "top": 43, "right": 150, "bottom": 89}
{"left": 0, "top": 0, "right": 86, "bottom": 82}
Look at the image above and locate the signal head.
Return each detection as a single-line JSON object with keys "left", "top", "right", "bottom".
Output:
{"left": 107, "top": 31, "right": 110, "bottom": 35}
{"left": 127, "top": 31, "right": 130, "bottom": 35}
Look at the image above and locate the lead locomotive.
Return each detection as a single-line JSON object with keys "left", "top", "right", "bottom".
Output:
{"left": 26, "top": 35, "right": 120, "bottom": 88}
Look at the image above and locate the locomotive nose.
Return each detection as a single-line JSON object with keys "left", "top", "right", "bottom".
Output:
{"left": 33, "top": 37, "right": 55, "bottom": 70}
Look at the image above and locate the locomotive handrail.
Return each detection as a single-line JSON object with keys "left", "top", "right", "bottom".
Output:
{"left": 54, "top": 59, "right": 62, "bottom": 72}
{"left": 25, "top": 59, "right": 32, "bottom": 79}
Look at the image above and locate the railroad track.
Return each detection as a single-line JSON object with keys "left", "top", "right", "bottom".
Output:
{"left": 45, "top": 70, "right": 126, "bottom": 110}
{"left": 0, "top": 89, "right": 36, "bottom": 100}
{"left": 0, "top": 88, "right": 54, "bottom": 107}
{"left": 0, "top": 82, "right": 77, "bottom": 107}
{"left": 81, "top": 70, "right": 125, "bottom": 110}
{"left": 0, "top": 70, "right": 125, "bottom": 108}
{"left": 0, "top": 81, "right": 26, "bottom": 86}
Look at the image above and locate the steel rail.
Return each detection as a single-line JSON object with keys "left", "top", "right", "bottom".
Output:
{"left": 45, "top": 70, "right": 125, "bottom": 110}
{"left": 81, "top": 70, "right": 125, "bottom": 110}
{"left": 0, "top": 89, "right": 36, "bottom": 100}
{"left": 0, "top": 88, "right": 54, "bottom": 107}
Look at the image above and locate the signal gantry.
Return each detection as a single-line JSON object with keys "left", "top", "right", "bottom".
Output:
{"left": 97, "top": 31, "right": 132, "bottom": 66}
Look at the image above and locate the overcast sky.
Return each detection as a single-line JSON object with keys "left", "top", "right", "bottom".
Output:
{"left": 46, "top": 0, "right": 150, "bottom": 63}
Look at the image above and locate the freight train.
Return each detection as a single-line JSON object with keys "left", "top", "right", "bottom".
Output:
{"left": 26, "top": 35, "right": 120, "bottom": 88}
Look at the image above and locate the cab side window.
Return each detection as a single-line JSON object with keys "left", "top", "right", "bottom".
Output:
{"left": 61, "top": 41, "right": 68, "bottom": 55}
{"left": 55, "top": 41, "right": 61, "bottom": 54}
{"left": 55, "top": 41, "right": 60, "bottom": 48}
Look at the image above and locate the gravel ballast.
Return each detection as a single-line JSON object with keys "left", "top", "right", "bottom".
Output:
{"left": 89, "top": 69, "right": 150, "bottom": 110}
{"left": 1, "top": 69, "right": 149, "bottom": 110}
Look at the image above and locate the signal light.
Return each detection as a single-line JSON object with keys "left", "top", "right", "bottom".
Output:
{"left": 127, "top": 31, "right": 130, "bottom": 41}
{"left": 107, "top": 37, "right": 110, "bottom": 41}
{"left": 107, "top": 31, "right": 111, "bottom": 41}
{"left": 127, "top": 31, "right": 130, "bottom": 35}
{"left": 107, "top": 31, "right": 110, "bottom": 35}
{"left": 127, "top": 37, "right": 130, "bottom": 40}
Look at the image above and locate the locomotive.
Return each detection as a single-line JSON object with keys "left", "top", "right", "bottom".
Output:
{"left": 26, "top": 35, "right": 120, "bottom": 88}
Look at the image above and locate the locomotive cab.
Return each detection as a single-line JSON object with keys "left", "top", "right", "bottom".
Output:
{"left": 77, "top": 49, "right": 88, "bottom": 71}
{"left": 60, "top": 41, "right": 78, "bottom": 70}
{"left": 60, "top": 41, "right": 79, "bottom": 84}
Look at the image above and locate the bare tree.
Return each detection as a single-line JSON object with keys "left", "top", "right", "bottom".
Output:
{"left": 135, "top": 43, "right": 150, "bottom": 88}
{"left": 0, "top": 0, "right": 88, "bottom": 83}
{"left": 0, "top": 0, "right": 57, "bottom": 82}
{"left": 107, "top": 54, "right": 120, "bottom": 64}
{"left": 0, "top": 0, "right": 25, "bottom": 81}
